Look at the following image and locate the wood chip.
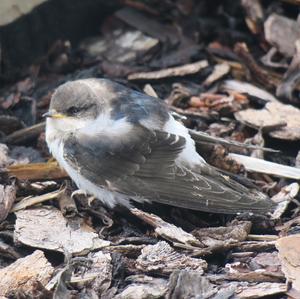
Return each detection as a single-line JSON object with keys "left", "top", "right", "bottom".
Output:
{"left": 0, "top": 182, "right": 16, "bottom": 222}
{"left": 277, "top": 40, "right": 300, "bottom": 101}
{"left": 143, "top": 84, "right": 158, "bottom": 98}
{"left": 251, "top": 252, "right": 283, "bottom": 274}
{"left": 105, "top": 244, "right": 145, "bottom": 256}
{"left": 0, "top": 250, "right": 54, "bottom": 297}
{"left": 228, "top": 153, "right": 300, "bottom": 179}
{"left": 168, "top": 271, "right": 219, "bottom": 299}
{"left": 238, "top": 241, "right": 276, "bottom": 252}
{"left": 236, "top": 282, "right": 287, "bottom": 299}
{"left": 128, "top": 60, "right": 208, "bottom": 80}
{"left": 115, "top": 276, "right": 168, "bottom": 299}
{"left": 11, "top": 189, "right": 63, "bottom": 212}
{"left": 14, "top": 207, "right": 110, "bottom": 255}
{"left": 241, "top": 0, "right": 264, "bottom": 35}
{"left": 192, "top": 221, "right": 252, "bottom": 251}
{"left": 203, "top": 63, "right": 230, "bottom": 86}
{"left": 271, "top": 183, "right": 300, "bottom": 219}
{"left": 276, "top": 234, "right": 300, "bottom": 292}
{"left": 130, "top": 208, "right": 202, "bottom": 247}
{"left": 265, "top": 14, "right": 300, "bottom": 57}
{"left": 136, "top": 241, "right": 207, "bottom": 275}
{"left": 222, "top": 80, "right": 279, "bottom": 103}
{"left": 225, "top": 262, "right": 283, "bottom": 283}
{"left": 71, "top": 251, "right": 112, "bottom": 295}
{"left": 235, "top": 102, "right": 300, "bottom": 140}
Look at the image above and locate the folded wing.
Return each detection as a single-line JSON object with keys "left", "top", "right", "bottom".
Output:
{"left": 64, "top": 126, "right": 275, "bottom": 214}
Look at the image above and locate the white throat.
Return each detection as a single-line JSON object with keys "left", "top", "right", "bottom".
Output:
{"left": 45, "top": 111, "right": 133, "bottom": 155}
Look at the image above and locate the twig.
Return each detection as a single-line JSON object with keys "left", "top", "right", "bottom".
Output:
{"left": 247, "top": 234, "right": 279, "bottom": 241}
{"left": 229, "top": 153, "right": 300, "bottom": 179}
{"left": 189, "top": 129, "right": 279, "bottom": 152}
{"left": 128, "top": 60, "right": 208, "bottom": 81}
{"left": 11, "top": 189, "right": 63, "bottom": 212}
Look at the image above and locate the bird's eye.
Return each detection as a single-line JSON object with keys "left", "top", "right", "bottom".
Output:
{"left": 67, "top": 106, "right": 80, "bottom": 115}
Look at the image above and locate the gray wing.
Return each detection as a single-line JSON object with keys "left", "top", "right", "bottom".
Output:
{"left": 64, "top": 126, "right": 275, "bottom": 214}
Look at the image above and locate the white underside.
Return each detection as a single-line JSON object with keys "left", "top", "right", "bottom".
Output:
{"left": 45, "top": 112, "right": 205, "bottom": 208}
{"left": 47, "top": 136, "right": 131, "bottom": 208}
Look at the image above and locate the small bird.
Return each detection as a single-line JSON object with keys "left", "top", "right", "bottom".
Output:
{"left": 45, "top": 78, "right": 274, "bottom": 214}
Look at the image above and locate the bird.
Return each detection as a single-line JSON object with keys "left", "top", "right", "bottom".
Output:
{"left": 44, "top": 78, "right": 275, "bottom": 214}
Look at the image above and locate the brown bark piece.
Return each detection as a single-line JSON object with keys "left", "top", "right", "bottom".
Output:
{"left": 192, "top": 221, "right": 252, "bottom": 251}
{"left": 0, "top": 250, "right": 54, "bottom": 297}
{"left": 7, "top": 161, "right": 68, "bottom": 181}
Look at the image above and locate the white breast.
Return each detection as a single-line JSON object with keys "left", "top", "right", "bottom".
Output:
{"left": 45, "top": 115, "right": 139, "bottom": 208}
{"left": 49, "top": 135, "right": 134, "bottom": 208}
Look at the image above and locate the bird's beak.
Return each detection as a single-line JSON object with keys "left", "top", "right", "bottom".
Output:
{"left": 43, "top": 110, "right": 66, "bottom": 119}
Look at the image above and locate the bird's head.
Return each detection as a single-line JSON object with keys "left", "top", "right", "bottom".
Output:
{"left": 44, "top": 79, "right": 117, "bottom": 133}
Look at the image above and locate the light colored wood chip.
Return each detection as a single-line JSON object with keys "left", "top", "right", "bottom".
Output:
{"left": 228, "top": 153, "right": 300, "bottom": 179}
{"left": 0, "top": 250, "right": 54, "bottom": 297}
{"left": 136, "top": 241, "right": 207, "bottom": 275}
{"left": 235, "top": 102, "right": 300, "bottom": 140}
{"left": 272, "top": 183, "right": 299, "bottom": 219}
{"left": 276, "top": 234, "right": 300, "bottom": 292}
{"left": 0, "top": 183, "right": 16, "bottom": 222}
{"left": 11, "top": 189, "right": 63, "bottom": 212}
{"left": 14, "top": 207, "right": 110, "bottom": 255}
{"left": 236, "top": 282, "right": 287, "bottom": 298}
{"left": 222, "top": 80, "right": 279, "bottom": 103}
{"left": 265, "top": 13, "right": 300, "bottom": 57}
{"left": 115, "top": 276, "right": 167, "bottom": 299}
{"left": 131, "top": 208, "right": 201, "bottom": 247}
{"left": 204, "top": 63, "right": 230, "bottom": 86}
